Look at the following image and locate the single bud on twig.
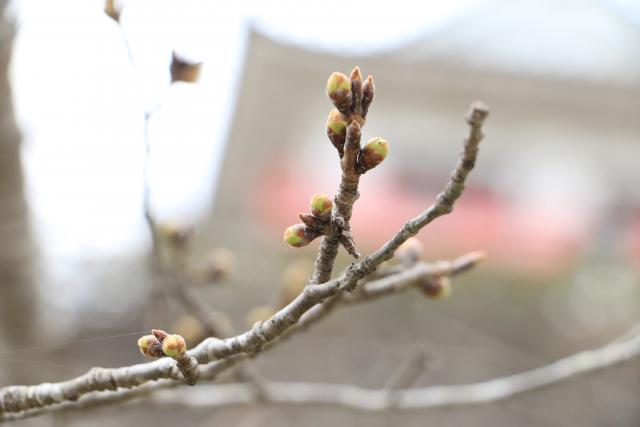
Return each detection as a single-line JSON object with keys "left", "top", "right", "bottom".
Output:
{"left": 309, "top": 193, "right": 333, "bottom": 220}
{"left": 326, "top": 109, "right": 347, "bottom": 155}
{"left": 396, "top": 238, "right": 424, "bottom": 266}
{"left": 170, "top": 52, "right": 203, "bottom": 84}
{"left": 362, "top": 75, "right": 375, "bottom": 117}
{"left": 162, "top": 334, "right": 187, "bottom": 359}
{"left": 137, "top": 335, "right": 164, "bottom": 358}
{"left": 357, "top": 137, "right": 388, "bottom": 172}
{"left": 246, "top": 306, "right": 277, "bottom": 327}
{"left": 327, "top": 72, "right": 352, "bottom": 113}
{"left": 283, "top": 224, "right": 319, "bottom": 248}
{"left": 419, "top": 276, "right": 452, "bottom": 300}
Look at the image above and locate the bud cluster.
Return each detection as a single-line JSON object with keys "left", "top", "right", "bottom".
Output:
{"left": 283, "top": 193, "right": 333, "bottom": 248}
{"left": 137, "top": 329, "right": 187, "bottom": 360}
{"left": 325, "top": 68, "right": 389, "bottom": 172}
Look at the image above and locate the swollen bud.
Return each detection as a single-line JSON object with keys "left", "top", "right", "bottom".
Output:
{"left": 283, "top": 224, "right": 318, "bottom": 248}
{"left": 326, "top": 72, "right": 352, "bottom": 113}
{"left": 326, "top": 109, "right": 347, "bottom": 154}
{"left": 138, "top": 335, "right": 164, "bottom": 358}
{"left": 309, "top": 193, "right": 333, "bottom": 219}
{"left": 359, "top": 137, "right": 388, "bottom": 171}
{"left": 162, "top": 334, "right": 187, "bottom": 359}
{"left": 419, "top": 276, "right": 452, "bottom": 300}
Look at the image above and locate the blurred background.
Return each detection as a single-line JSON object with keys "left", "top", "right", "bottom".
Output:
{"left": 1, "top": 0, "right": 639, "bottom": 425}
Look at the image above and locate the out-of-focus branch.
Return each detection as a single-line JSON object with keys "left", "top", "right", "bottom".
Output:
{"left": 4, "top": 324, "right": 640, "bottom": 421}
{"left": 149, "top": 329, "right": 640, "bottom": 410}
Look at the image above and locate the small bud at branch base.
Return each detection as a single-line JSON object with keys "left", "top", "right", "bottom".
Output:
{"left": 283, "top": 224, "right": 318, "bottom": 248}
{"left": 358, "top": 137, "right": 388, "bottom": 171}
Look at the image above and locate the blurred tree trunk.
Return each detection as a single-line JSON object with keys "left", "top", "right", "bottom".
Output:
{"left": 0, "top": 1, "right": 39, "bottom": 383}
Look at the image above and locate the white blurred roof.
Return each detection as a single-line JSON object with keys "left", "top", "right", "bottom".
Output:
{"left": 392, "top": 0, "right": 640, "bottom": 87}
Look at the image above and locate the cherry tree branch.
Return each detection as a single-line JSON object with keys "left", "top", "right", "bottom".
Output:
{"left": 0, "top": 100, "right": 488, "bottom": 419}
{"left": 0, "top": 254, "right": 481, "bottom": 422}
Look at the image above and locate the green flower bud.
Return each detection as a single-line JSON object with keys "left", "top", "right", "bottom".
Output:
{"left": 326, "top": 72, "right": 352, "bottom": 113}
{"left": 327, "top": 72, "right": 351, "bottom": 96}
{"left": 138, "top": 335, "right": 164, "bottom": 358}
{"left": 283, "top": 224, "right": 318, "bottom": 248}
{"left": 326, "top": 109, "right": 348, "bottom": 154}
{"left": 162, "top": 334, "right": 187, "bottom": 359}
{"left": 359, "top": 137, "right": 388, "bottom": 171}
{"left": 309, "top": 193, "right": 333, "bottom": 219}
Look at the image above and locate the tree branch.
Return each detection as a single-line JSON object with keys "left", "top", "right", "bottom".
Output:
{"left": 0, "top": 254, "right": 480, "bottom": 421}
{"left": 4, "top": 324, "right": 639, "bottom": 421}
{"left": 0, "top": 101, "right": 489, "bottom": 419}
{"left": 149, "top": 328, "right": 640, "bottom": 410}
